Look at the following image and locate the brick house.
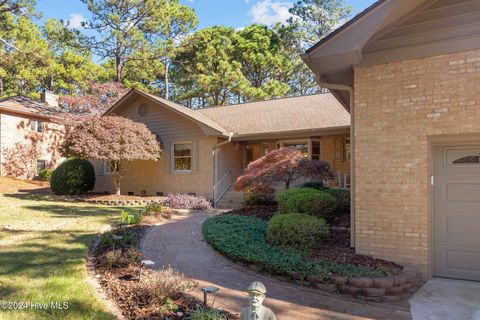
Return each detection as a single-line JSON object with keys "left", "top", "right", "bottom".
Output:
{"left": 0, "top": 92, "right": 64, "bottom": 179}
{"left": 94, "top": 89, "right": 351, "bottom": 206}
{"left": 303, "top": 0, "right": 480, "bottom": 280}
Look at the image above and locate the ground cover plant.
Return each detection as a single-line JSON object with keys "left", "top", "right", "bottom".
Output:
{"left": 203, "top": 214, "right": 398, "bottom": 282}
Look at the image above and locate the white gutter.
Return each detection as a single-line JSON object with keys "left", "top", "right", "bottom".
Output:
{"left": 319, "top": 81, "right": 356, "bottom": 248}
{"left": 212, "top": 132, "right": 234, "bottom": 203}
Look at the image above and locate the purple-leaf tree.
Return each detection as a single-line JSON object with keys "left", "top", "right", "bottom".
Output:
{"left": 61, "top": 116, "right": 162, "bottom": 195}
{"left": 234, "top": 147, "right": 332, "bottom": 191}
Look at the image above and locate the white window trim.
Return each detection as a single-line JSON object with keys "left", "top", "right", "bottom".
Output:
{"left": 277, "top": 139, "right": 317, "bottom": 160}
{"left": 171, "top": 141, "right": 193, "bottom": 173}
{"left": 30, "top": 120, "right": 44, "bottom": 133}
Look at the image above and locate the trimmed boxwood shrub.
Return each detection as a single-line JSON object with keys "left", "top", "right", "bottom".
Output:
{"left": 203, "top": 214, "right": 394, "bottom": 281}
{"left": 267, "top": 213, "right": 329, "bottom": 251}
{"left": 276, "top": 188, "right": 336, "bottom": 218}
{"left": 51, "top": 159, "right": 95, "bottom": 195}
{"left": 324, "top": 188, "right": 351, "bottom": 214}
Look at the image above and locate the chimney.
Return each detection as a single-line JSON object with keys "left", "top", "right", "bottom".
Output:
{"left": 41, "top": 90, "right": 59, "bottom": 108}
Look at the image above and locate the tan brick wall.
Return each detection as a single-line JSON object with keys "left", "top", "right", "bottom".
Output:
{"left": 0, "top": 112, "right": 64, "bottom": 178}
{"left": 93, "top": 136, "right": 217, "bottom": 199}
{"left": 354, "top": 48, "right": 480, "bottom": 275}
{"left": 320, "top": 134, "right": 350, "bottom": 174}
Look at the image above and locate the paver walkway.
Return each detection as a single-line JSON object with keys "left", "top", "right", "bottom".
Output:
{"left": 141, "top": 212, "right": 411, "bottom": 320}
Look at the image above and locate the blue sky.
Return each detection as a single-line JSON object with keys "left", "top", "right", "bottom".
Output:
{"left": 35, "top": 0, "right": 376, "bottom": 30}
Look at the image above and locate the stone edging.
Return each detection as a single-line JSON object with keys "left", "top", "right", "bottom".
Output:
{"left": 80, "top": 198, "right": 161, "bottom": 206}
{"left": 288, "top": 266, "right": 422, "bottom": 301}
{"left": 86, "top": 233, "right": 126, "bottom": 320}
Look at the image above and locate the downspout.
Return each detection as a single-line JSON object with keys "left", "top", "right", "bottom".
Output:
{"left": 319, "top": 81, "right": 356, "bottom": 248}
{"left": 212, "top": 132, "right": 234, "bottom": 204}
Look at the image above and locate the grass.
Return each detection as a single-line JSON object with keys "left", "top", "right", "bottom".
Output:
{"left": 203, "top": 214, "right": 396, "bottom": 282}
{"left": 0, "top": 191, "right": 139, "bottom": 320}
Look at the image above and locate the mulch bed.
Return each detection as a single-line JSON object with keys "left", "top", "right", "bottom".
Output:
{"left": 229, "top": 204, "right": 278, "bottom": 220}
{"left": 93, "top": 220, "right": 237, "bottom": 320}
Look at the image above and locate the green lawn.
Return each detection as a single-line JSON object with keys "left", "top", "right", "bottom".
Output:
{"left": 0, "top": 193, "right": 137, "bottom": 320}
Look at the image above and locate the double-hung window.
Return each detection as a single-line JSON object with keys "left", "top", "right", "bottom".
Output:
{"left": 173, "top": 142, "right": 192, "bottom": 172}
{"left": 30, "top": 120, "right": 44, "bottom": 132}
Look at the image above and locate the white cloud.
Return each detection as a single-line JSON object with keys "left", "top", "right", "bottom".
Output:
{"left": 68, "top": 13, "right": 85, "bottom": 29}
{"left": 249, "top": 0, "right": 292, "bottom": 25}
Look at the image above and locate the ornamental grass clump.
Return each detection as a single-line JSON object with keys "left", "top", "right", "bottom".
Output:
{"left": 138, "top": 267, "right": 197, "bottom": 305}
{"left": 267, "top": 213, "right": 329, "bottom": 251}
{"left": 164, "top": 193, "right": 212, "bottom": 210}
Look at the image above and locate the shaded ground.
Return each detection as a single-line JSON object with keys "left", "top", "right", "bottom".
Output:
{"left": 0, "top": 177, "right": 137, "bottom": 320}
{"left": 141, "top": 212, "right": 412, "bottom": 320}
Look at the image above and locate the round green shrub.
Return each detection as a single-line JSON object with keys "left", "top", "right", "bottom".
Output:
{"left": 277, "top": 188, "right": 336, "bottom": 218}
{"left": 51, "top": 159, "right": 96, "bottom": 195}
{"left": 324, "top": 188, "right": 351, "bottom": 214}
{"left": 38, "top": 168, "right": 53, "bottom": 181}
{"left": 267, "top": 213, "right": 329, "bottom": 251}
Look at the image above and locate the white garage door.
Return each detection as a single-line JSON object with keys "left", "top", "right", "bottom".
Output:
{"left": 433, "top": 145, "right": 480, "bottom": 281}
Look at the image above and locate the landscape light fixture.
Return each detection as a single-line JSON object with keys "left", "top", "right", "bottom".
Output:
{"left": 139, "top": 260, "right": 155, "bottom": 282}
{"left": 202, "top": 286, "right": 220, "bottom": 306}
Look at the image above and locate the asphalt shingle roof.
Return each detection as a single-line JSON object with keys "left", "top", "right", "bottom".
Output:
{"left": 0, "top": 96, "right": 58, "bottom": 117}
{"left": 196, "top": 93, "right": 350, "bottom": 136}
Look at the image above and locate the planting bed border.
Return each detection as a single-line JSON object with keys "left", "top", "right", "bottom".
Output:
{"left": 288, "top": 266, "right": 423, "bottom": 301}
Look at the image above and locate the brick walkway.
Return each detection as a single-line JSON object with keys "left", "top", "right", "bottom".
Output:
{"left": 141, "top": 212, "right": 411, "bottom": 320}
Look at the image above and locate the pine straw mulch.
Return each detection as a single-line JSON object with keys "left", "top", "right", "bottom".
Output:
{"left": 93, "top": 221, "right": 237, "bottom": 320}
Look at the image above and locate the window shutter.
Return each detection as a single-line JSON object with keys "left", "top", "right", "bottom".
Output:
{"left": 334, "top": 139, "right": 344, "bottom": 161}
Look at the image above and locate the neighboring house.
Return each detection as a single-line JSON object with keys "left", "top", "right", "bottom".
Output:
{"left": 0, "top": 91, "right": 64, "bottom": 179}
{"left": 94, "top": 89, "right": 351, "bottom": 204}
{"left": 303, "top": 0, "right": 480, "bottom": 281}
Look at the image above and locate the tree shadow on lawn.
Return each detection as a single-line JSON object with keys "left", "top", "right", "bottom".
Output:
{"left": 22, "top": 203, "right": 137, "bottom": 220}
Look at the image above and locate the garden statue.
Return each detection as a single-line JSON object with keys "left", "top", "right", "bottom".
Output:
{"left": 240, "top": 281, "right": 276, "bottom": 320}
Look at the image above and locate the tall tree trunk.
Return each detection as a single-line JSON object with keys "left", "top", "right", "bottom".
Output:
{"left": 164, "top": 59, "right": 169, "bottom": 100}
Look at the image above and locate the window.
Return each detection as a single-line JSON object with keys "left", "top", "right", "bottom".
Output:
{"left": 30, "top": 120, "right": 44, "bottom": 132}
{"left": 37, "top": 160, "right": 46, "bottom": 175}
{"left": 261, "top": 143, "right": 270, "bottom": 156}
{"left": 446, "top": 147, "right": 480, "bottom": 166}
{"left": 173, "top": 142, "right": 192, "bottom": 172}
{"left": 345, "top": 138, "right": 351, "bottom": 161}
{"left": 311, "top": 140, "right": 321, "bottom": 160}
{"left": 283, "top": 141, "right": 309, "bottom": 157}
{"left": 334, "top": 138, "right": 344, "bottom": 161}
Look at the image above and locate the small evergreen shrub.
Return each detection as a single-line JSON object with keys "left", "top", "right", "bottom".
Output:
{"left": 38, "top": 168, "right": 53, "bottom": 181}
{"left": 50, "top": 159, "right": 95, "bottom": 195}
{"left": 267, "top": 213, "right": 329, "bottom": 251}
{"left": 244, "top": 188, "right": 276, "bottom": 206}
{"left": 277, "top": 188, "right": 336, "bottom": 218}
{"left": 164, "top": 193, "right": 212, "bottom": 210}
{"left": 121, "top": 210, "right": 143, "bottom": 225}
{"left": 324, "top": 188, "right": 351, "bottom": 214}
{"left": 143, "top": 202, "right": 167, "bottom": 216}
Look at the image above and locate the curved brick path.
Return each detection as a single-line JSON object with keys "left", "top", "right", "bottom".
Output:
{"left": 141, "top": 212, "right": 411, "bottom": 320}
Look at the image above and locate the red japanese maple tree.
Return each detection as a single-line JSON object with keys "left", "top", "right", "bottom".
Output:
{"left": 234, "top": 147, "right": 332, "bottom": 191}
{"left": 61, "top": 116, "right": 161, "bottom": 194}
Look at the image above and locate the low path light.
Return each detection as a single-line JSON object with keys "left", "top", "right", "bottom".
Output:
{"left": 112, "top": 235, "right": 123, "bottom": 251}
{"left": 139, "top": 260, "right": 155, "bottom": 282}
{"left": 202, "top": 286, "right": 220, "bottom": 307}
